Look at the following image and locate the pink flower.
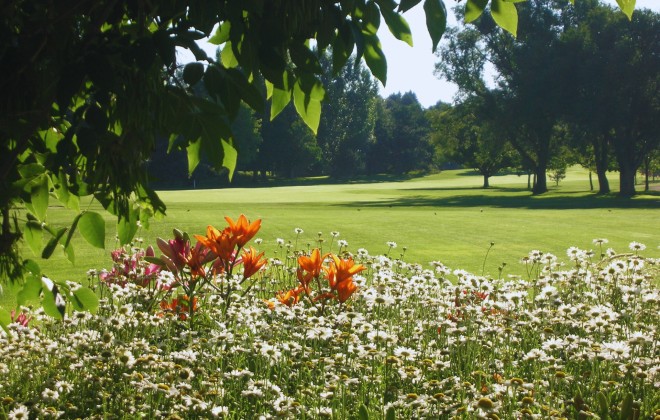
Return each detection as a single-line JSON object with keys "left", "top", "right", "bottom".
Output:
{"left": 11, "top": 310, "right": 31, "bottom": 327}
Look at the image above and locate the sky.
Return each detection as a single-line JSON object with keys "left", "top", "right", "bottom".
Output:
{"left": 176, "top": 0, "right": 660, "bottom": 108}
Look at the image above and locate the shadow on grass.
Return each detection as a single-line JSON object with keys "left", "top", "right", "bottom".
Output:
{"left": 340, "top": 189, "right": 660, "bottom": 210}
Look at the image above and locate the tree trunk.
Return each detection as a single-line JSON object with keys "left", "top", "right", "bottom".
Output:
{"left": 596, "top": 169, "right": 610, "bottom": 194}
{"left": 527, "top": 173, "right": 531, "bottom": 189}
{"left": 644, "top": 156, "right": 650, "bottom": 191}
{"left": 483, "top": 175, "right": 490, "bottom": 188}
{"left": 589, "top": 171, "right": 593, "bottom": 191}
{"left": 619, "top": 164, "right": 637, "bottom": 196}
{"left": 260, "top": 170, "right": 267, "bottom": 182}
{"left": 290, "top": 168, "right": 295, "bottom": 181}
{"left": 252, "top": 169, "right": 258, "bottom": 183}
{"left": 532, "top": 166, "right": 548, "bottom": 194}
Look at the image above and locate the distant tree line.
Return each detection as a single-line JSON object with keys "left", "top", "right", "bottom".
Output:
{"left": 433, "top": 0, "right": 660, "bottom": 195}
{"left": 149, "top": 0, "right": 660, "bottom": 195}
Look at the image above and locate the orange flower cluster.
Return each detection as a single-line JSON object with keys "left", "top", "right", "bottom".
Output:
{"left": 194, "top": 215, "right": 261, "bottom": 262}
{"left": 270, "top": 250, "right": 366, "bottom": 308}
{"left": 160, "top": 296, "right": 199, "bottom": 320}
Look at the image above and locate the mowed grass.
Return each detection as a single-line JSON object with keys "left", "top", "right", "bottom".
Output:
{"left": 3, "top": 166, "right": 659, "bottom": 308}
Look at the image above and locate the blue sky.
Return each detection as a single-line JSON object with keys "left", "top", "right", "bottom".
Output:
{"left": 176, "top": 0, "right": 660, "bottom": 108}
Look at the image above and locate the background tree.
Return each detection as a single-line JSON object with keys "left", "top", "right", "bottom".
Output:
{"left": 317, "top": 52, "right": 379, "bottom": 178}
{"left": 427, "top": 97, "right": 513, "bottom": 187}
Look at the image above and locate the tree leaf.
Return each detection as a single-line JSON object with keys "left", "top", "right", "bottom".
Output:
{"left": 183, "top": 62, "right": 205, "bottom": 86}
{"left": 41, "top": 277, "right": 65, "bottom": 320}
{"left": 78, "top": 211, "right": 105, "bottom": 249}
{"left": 363, "top": 32, "right": 387, "bottom": 86}
{"left": 187, "top": 136, "right": 202, "bottom": 175}
{"left": 616, "top": 0, "right": 635, "bottom": 20}
{"left": 72, "top": 287, "right": 99, "bottom": 313}
{"left": 62, "top": 242, "right": 75, "bottom": 264}
{"left": 221, "top": 42, "right": 239, "bottom": 68}
{"left": 362, "top": 1, "right": 381, "bottom": 34}
{"left": 491, "top": 0, "right": 518, "bottom": 37}
{"left": 55, "top": 170, "right": 71, "bottom": 210}
{"left": 381, "top": 7, "right": 413, "bottom": 47}
{"left": 209, "top": 21, "right": 231, "bottom": 45}
{"left": 398, "top": 0, "right": 422, "bottom": 13}
{"left": 289, "top": 42, "right": 324, "bottom": 74}
{"left": 42, "top": 227, "right": 68, "bottom": 259}
{"left": 63, "top": 213, "right": 82, "bottom": 250}
{"left": 332, "top": 24, "right": 355, "bottom": 76}
{"left": 117, "top": 207, "right": 140, "bottom": 246}
{"left": 17, "top": 275, "right": 42, "bottom": 306}
{"left": 139, "top": 208, "right": 151, "bottom": 231}
{"left": 294, "top": 78, "right": 322, "bottom": 135}
{"left": 204, "top": 65, "right": 225, "bottom": 102}
{"left": 465, "top": 0, "right": 489, "bottom": 23}
{"left": 0, "top": 308, "right": 11, "bottom": 337}
{"left": 23, "top": 259, "right": 40, "bottom": 276}
{"left": 31, "top": 174, "right": 49, "bottom": 222}
{"left": 271, "top": 70, "right": 293, "bottom": 120}
{"left": 225, "top": 68, "right": 264, "bottom": 114}
{"left": 424, "top": 0, "right": 447, "bottom": 53}
{"left": 24, "top": 220, "right": 43, "bottom": 256}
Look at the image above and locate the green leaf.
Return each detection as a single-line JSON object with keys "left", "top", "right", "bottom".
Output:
{"left": 62, "top": 241, "right": 74, "bottom": 264}
{"left": 226, "top": 68, "right": 264, "bottom": 113}
{"left": 221, "top": 42, "right": 239, "bottom": 68}
{"left": 140, "top": 208, "right": 152, "bottom": 231}
{"left": 616, "top": 0, "right": 635, "bottom": 20}
{"left": 271, "top": 70, "right": 293, "bottom": 120}
{"left": 596, "top": 392, "right": 608, "bottom": 415}
{"left": 209, "top": 21, "right": 231, "bottom": 45}
{"left": 144, "top": 256, "right": 166, "bottom": 266}
{"left": 332, "top": 25, "right": 355, "bottom": 76}
{"left": 23, "top": 259, "right": 40, "bottom": 276}
{"left": 31, "top": 174, "right": 49, "bottom": 222}
{"left": 117, "top": 207, "right": 140, "bottom": 246}
{"left": 359, "top": 404, "right": 369, "bottom": 420}
{"left": 385, "top": 407, "right": 396, "bottom": 420}
{"left": 78, "top": 211, "right": 105, "bottom": 249}
{"left": 41, "top": 278, "right": 65, "bottom": 320}
{"left": 381, "top": 7, "right": 413, "bottom": 47}
{"left": 42, "top": 227, "right": 67, "bottom": 259}
{"left": 25, "top": 220, "right": 43, "bottom": 256}
{"left": 293, "top": 78, "right": 322, "bottom": 135}
{"left": 187, "top": 136, "right": 202, "bottom": 175}
{"left": 0, "top": 308, "right": 11, "bottom": 337}
{"left": 183, "top": 62, "right": 205, "bottom": 86}
{"left": 71, "top": 287, "right": 99, "bottom": 313}
{"left": 18, "top": 163, "right": 46, "bottom": 179}
{"left": 55, "top": 170, "right": 71, "bottom": 210}
{"left": 362, "top": 1, "right": 381, "bottom": 34}
{"left": 204, "top": 65, "right": 225, "bottom": 102}
{"left": 363, "top": 32, "right": 387, "bottom": 86}
{"left": 63, "top": 213, "right": 81, "bottom": 250}
{"left": 465, "top": 0, "right": 489, "bottom": 23}
{"left": 491, "top": 0, "right": 518, "bottom": 37}
{"left": 289, "top": 43, "right": 324, "bottom": 74}
{"left": 84, "top": 51, "right": 115, "bottom": 93}
{"left": 620, "top": 392, "right": 633, "bottom": 420}
{"left": 424, "top": 0, "right": 447, "bottom": 53}
{"left": 17, "top": 275, "right": 43, "bottom": 306}
{"left": 398, "top": 0, "right": 422, "bottom": 13}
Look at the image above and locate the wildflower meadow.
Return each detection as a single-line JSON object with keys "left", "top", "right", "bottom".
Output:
{"left": 2, "top": 214, "right": 660, "bottom": 420}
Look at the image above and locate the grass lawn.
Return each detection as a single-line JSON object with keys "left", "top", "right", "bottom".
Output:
{"left": 3, "top": 166, "right": 659, "bottom": 308}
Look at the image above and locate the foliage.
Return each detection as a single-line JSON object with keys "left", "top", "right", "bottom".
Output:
{"left": 427, "top": 97, "right": 514, "bottom": 187}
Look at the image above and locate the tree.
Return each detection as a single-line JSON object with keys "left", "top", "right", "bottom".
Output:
{"left": 562, "top": 3, "right": 660, "bottom": 196}
{"left": 317, "top": 52, "right": 379, "bottom": 177}
{"left": 427, "top": 98, "right": 513, "bottom": 187}
{"left": 369, "top": 92, "right": 434, "bottom": 174}
{"left": 0, "top": 0, "right": 641, "bottom": 286}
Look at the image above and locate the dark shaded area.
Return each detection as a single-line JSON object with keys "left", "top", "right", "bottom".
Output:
{"left": 339, "top": 189, "right": 660, "bottom": 210}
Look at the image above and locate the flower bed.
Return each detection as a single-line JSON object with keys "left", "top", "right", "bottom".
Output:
{"left": 1, "top": 217, "right": 659, "bottom": 420}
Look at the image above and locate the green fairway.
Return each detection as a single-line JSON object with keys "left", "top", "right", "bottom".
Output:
{"left": 4, "top": 167, "right": 659, "bottom": 308}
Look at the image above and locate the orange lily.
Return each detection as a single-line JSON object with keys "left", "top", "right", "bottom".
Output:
{"left": 276, "top": 287, "right": 304, "bottom": 307}
{"left": 298, "top": 248, "right": 328, "bottom": 278}
{"left": 194, "top": 225, "right": 238, "bottom": 261}
{"left": 335, "top": 278, "right": 358, "bottom": 303}
{"left": 184, "top": 247, "right": 207, "bottom": 278}
{"left": 224, "top": 215, "right": 261, "bottom": 248}
{"left": 160, "top": 296, "right": 198, "bottom": 320}
{"left": 241, "top": 246, "right": 267, "bottom": 279}
{"left": 324, "top": 255, "right": 366, "bottom": 290}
